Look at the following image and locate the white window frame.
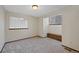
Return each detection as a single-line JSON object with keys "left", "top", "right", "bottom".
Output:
{"left": 9, "top": 16, "right": 28, "bottom": 30}
{"left": 49, "top": 15, "right": 62, "bottom": 25}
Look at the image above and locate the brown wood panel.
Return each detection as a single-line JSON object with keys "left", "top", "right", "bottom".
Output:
{"left": 47, "top": 33, "right": 62, "bottom": 41}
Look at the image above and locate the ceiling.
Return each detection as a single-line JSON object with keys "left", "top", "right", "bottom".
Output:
{"left": 4, "top": 5, "right": 67, "bottom": 17}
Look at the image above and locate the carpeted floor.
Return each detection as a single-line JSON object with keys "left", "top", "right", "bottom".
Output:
{"left": 2, "top": 37, "right": 76, "bottom": 53}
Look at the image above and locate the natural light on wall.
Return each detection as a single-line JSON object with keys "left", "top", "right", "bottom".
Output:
{"left": 9, "top": 16, "right": 28, "bottom": 30}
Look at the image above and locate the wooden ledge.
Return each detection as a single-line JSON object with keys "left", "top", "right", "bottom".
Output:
{"left": 47, "top": 33, "right": 62, "bottom": 41}
{"left": 9, "top": 28, "right": 29, "bottom": 30}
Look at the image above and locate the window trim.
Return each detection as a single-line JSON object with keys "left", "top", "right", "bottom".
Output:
{"left": 49, "top": 15, "right": 62, "bottom": 25}
{"left": 9, "top": 16, "right": 28, "bottom": 30}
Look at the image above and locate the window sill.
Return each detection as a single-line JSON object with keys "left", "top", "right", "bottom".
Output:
{"left": 49, "top": 24, "right": 62, "bottom": 25}
{"left": 9, "top": 28, "right": 29, "bottom": 30}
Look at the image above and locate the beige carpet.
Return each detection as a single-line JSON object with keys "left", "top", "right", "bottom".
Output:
{"left": 2, "top": 37, "right": 76, "bottom": 53}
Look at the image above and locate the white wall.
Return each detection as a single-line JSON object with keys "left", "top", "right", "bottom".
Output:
{"left": 38, "top": 18, "right": 43, "bottom": 37}
{"left": 62, "top": 6, "right": 79, "bottom": 51}
{"left": 5, "top": 12, "right": 38, "bottom": 42}
{"left": 46, "top": 13, "right": 63, "bottom": 35}
{"left": 38, "top": 17, "right": 49, "bottom": 37}
{"left": 43, "top": 17, "right": 49, "bottom": 37}
{"left": 0, "top": 6, "right": 5, "bottom": 51}
{"left": 48, "top": 25, "right": 62, "bottom": 35}
{"left": 46, "top": 6, "right": 79, "bottom": 51}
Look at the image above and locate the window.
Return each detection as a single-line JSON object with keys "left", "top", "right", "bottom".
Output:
{"left": 49, "top": 15, "right": 62, "bottom": 25}
{"left": 9, "top": 16, "right": 28, "bottom": 30}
